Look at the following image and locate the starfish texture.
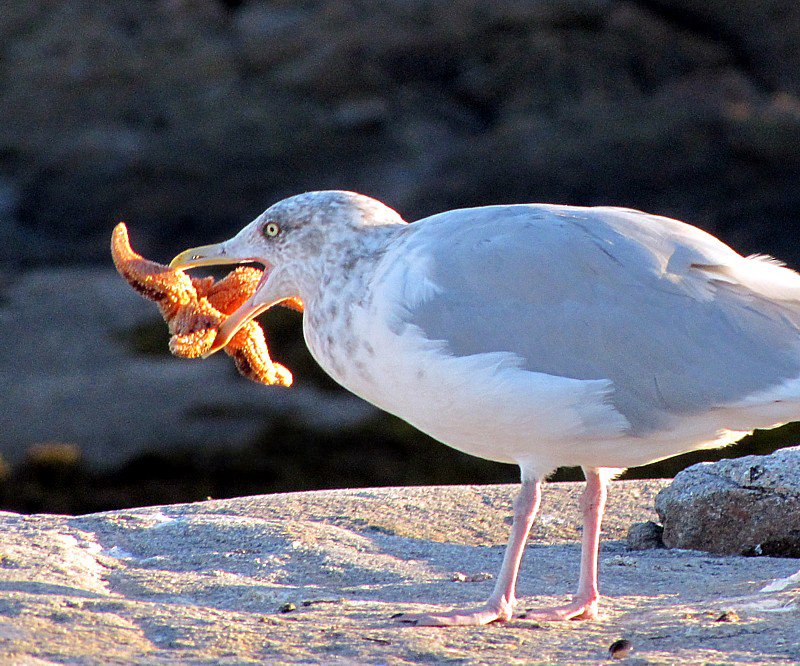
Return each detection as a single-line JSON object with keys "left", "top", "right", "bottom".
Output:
{"left": 111, "top": 222, "right": 302, "bottom": 386}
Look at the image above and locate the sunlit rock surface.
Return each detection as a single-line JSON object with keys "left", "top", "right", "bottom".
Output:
{"left": 1, "top": 481, "right": 799, "bottom": 664}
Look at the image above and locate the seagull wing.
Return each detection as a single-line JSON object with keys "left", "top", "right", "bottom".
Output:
{"left": 401, "top": 205, "right": 800, "bottom": 434}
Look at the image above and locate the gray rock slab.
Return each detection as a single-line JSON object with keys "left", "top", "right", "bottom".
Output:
{"left": 0, "top": 267, "right": 375, "bottom": 470}
{"left": 1, "top": 481, "right": 799, "bottom": 664}
{"left": 656, "top": 446, "right": 800, "bottom": 557}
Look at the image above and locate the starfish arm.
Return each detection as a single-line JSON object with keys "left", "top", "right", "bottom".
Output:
{"left": 224, "top": 322, "right": 293, "bottom": 387}
{"left": 190, "top": 275, "right": 216, "bottom": 298}
{"left": 168, "top": 298, "right": 223, "bottom": 358}
{"left": 203, "top": 266, "right": 262, "bottom": 314}
{"left": 111, "top": 222, "right": 294, "bottom": 385}
{"left": 111, "top": 223, "right": 198, "bottom": 322}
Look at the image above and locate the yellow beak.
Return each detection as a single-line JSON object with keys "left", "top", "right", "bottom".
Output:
{"left": 169, "top": 243, "right": 244, "bottom": 270}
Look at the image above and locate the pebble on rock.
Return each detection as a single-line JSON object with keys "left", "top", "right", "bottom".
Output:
{"left": 608, "top": 639, "right": 632, "bottom": 659}
{"left": 626, "top": 520, "right": 665, "bottom": 550}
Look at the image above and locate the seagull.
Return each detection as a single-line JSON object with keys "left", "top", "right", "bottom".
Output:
{"left": 170, "top": 190, "right": 800, "bottom": 625}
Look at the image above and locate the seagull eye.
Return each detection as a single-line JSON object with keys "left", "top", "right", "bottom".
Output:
{"left": 263, "top": 222, "right": 280, "bottom": 238}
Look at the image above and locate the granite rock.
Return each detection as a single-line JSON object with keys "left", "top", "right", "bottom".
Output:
{"left": 655, "top": 446, "right": 800, "bottom": 557}
{"left": 2, "top": 481, "right": 799, "bottom": 664}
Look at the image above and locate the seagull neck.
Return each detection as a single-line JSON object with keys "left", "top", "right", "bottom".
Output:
{"left": 294, "top": 224, "right": 406, "bottom": 307}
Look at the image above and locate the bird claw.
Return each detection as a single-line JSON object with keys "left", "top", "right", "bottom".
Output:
{"left": 395, "top": 602, "right": 514, "bottom": 627}
{"left": 521, "top": 597, "right": 599, "bottom": 621}
{"left": 111, "top": 222, "right": 301, "bottom": 386}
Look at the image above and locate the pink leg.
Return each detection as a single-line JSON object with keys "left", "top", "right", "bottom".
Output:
{"left": 401, "top": 474, "right": 542, "bottom": 626}
{"left": 523, "top": 467, "right": 609, "bottom": 621}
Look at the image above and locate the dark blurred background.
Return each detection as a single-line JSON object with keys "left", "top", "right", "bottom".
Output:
{"left": 1, "top": 0, "right": 800, "bottom": 514}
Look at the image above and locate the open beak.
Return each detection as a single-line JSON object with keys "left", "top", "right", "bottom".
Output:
{"left": 170, "top": 242, "right": 271, "bottom": 358}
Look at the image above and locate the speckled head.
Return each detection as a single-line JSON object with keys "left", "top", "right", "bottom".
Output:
{"left": 250, "top": 191, "right": 405, "bottom": 259}
{"left": 169, "top": 190, "right": 407, "bottom": 356}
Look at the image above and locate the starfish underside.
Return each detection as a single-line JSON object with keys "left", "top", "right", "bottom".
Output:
{"left": 111, "top": 222, "right": 302, "bottom": 387}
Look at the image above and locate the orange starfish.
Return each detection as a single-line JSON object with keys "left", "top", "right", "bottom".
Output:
{"left": 111, "top": 222, "right": 302, "bottom": 387}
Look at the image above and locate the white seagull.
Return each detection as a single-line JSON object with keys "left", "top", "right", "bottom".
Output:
{"left": 170, "top": 190, "right": 800, "bottom": 625}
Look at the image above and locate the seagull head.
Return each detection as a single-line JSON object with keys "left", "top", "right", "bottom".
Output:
{"left": 170, "top": 190, "right": 405, "bottom": 356}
